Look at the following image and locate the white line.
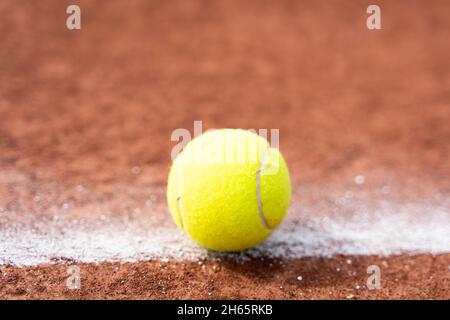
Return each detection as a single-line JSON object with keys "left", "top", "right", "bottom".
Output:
{"left": 1, "top": 193, "right": 449, "bottom": 266}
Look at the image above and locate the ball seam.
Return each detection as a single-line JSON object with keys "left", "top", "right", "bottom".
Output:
{"left": 256, "top": 147, "right": 273, "bottom": 231}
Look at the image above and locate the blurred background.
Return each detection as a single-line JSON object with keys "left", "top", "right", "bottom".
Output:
{"left": 1, "top": 0, "right": 449, "bottom": 195}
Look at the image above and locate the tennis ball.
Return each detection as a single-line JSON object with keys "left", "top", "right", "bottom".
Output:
{"left": 167, "top": 129, "right": 291, "bottom": 252}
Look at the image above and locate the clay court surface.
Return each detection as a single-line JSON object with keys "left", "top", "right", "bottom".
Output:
{"left": 0, "top": 0, "right": 449, "bottom": 299}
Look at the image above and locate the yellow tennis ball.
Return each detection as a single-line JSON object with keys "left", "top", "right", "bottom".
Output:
{"left": 167, "top": 129, "right": 291, "bottom": 252}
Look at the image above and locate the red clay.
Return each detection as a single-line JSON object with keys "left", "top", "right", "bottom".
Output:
{"left": 0, "top": 0, "right": 449, "bottom": 299}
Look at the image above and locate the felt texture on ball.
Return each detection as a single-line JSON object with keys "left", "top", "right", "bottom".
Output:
{"left": 167, "top": 129, "right": 291, "bottom": 252}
